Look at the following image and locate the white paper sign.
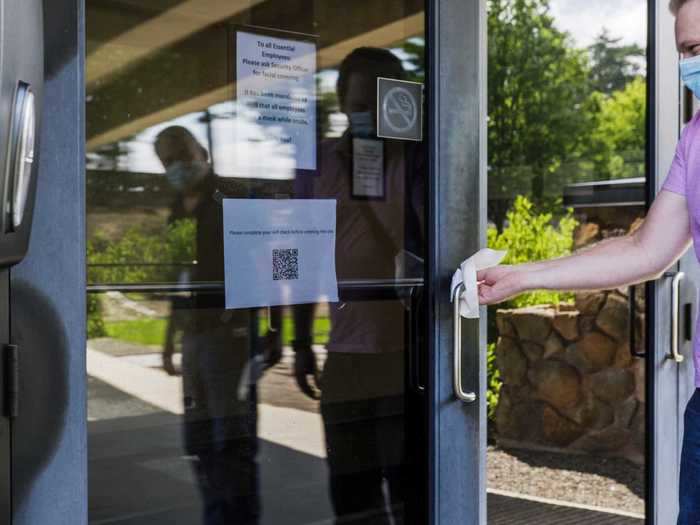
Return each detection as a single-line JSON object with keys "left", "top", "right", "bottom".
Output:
{"left": 235, "top": 31, "right": 317, "bottom": 174}
{"left": 352, "top": 138, "right": 384, "bottom": 198}
{"left": 223, "top": 199, "right": 338, "bottom": 309}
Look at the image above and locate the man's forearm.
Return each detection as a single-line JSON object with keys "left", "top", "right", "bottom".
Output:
{"left": 477, "top": 191, "right": 692, "bottom": 302}
{"left": 521, "top": 234, "right": 667, "bottom": 292}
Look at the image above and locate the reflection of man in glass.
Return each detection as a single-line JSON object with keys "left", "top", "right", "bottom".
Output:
{"left": 295, "top": 48, "right": 425, "bottom": 525}
{"left": 155, "top": 126, "right": 261, "bottom": 525}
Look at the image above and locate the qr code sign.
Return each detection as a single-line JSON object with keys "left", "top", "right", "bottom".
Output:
{"left": 272, "top": 249, "right": 299, "bottom": 281}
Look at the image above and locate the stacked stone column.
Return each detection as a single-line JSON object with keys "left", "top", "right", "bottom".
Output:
{"left": 494, "top": 289, "right": 645, "bottom": 463}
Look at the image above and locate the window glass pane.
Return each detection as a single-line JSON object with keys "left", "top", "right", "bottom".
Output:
{"left": 86, "top": 2, "right": 429, "bottom": 524}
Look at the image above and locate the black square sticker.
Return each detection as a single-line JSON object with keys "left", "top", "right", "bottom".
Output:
{"left": 376, "top": 77, "right": 424, "bottom": 141}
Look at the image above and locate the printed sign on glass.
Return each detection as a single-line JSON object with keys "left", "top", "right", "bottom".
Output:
{"left": 377, "top": 77, "right": 424, "bottom": 141}
{"left": 234, "top": 30, "right": 317, "bottom": 178}
{"left": 223, "top": 199, "right": 338, "bottom": 309}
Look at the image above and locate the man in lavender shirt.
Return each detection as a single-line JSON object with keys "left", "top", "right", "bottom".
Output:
{"left": 478, "top": 1, "right": 700, "bottom": 522}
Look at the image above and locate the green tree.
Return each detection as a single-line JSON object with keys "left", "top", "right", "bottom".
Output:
{"left": 87, "top": 218, "right": 196, "bottom": 284}
{"left": 585, "top": 77, "right": 646, "bottom": 179}
{"left": 589, "top": 29, "right": 645, "bottom": 95}
{"left": 488, "top": 0, "right": 594, "bottom": 221}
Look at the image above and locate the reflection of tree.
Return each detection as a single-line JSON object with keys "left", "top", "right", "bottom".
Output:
{"left": 87, "top": 141, "right": 131, "bottom": 171}
{"left": 317, "top": 77, "right": 340, "bottom": 139}
{"left": 198, "top": 110, "right": 216, "bottom": 173}
{"left": 589, "top": 29, "right": 645, "bottom": 95}
{"left": 87, "top": 219, "right": 196, "bottom": 285}
{"left": 401, "top": 38, "right": 425, "bottom": 83}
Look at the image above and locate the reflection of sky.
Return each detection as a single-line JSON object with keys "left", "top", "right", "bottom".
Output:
{"left": 550, "top": 0, "right": 647, "bottom": 47}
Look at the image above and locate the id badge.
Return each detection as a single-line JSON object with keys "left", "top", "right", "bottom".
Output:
{"left": 352, "top": 138, "right": 384, "bottom": 199}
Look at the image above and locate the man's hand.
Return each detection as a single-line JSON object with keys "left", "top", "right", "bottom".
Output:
{"left": 294, "top": 346, "right": 320, "bottom": 400}
{"left": 477, "top": 265, "right": 528, "bottom": 305}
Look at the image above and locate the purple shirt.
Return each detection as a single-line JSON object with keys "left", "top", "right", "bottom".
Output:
{"left": 662, "top": 112, "right": 700, "bottom": 386}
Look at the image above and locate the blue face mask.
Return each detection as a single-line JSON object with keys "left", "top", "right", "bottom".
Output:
{"left": 681, "top": 55, "right": 700, "bottom": 99}
{"left": 164, "top": 160, "right": 208, "bottom": 190}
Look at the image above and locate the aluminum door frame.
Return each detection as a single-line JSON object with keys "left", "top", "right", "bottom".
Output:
{"left": 8, "top": 0, "right": 87, "bottom": 524}
{"left": 0, "top": 270, "right": 10, "bottom": 523}
{"left": 649, "top": 1, "right": 697, "bottom": 523}
{"left": 428, "top": 0, "right": 487, "bottom": 523}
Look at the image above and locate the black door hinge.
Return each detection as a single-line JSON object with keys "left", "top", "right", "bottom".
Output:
{"left": 3, "top": 345, "right": 18, "bottom": 418}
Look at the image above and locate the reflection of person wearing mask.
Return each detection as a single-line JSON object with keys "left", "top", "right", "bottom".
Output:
{"left": 294, "top": 48, "right": 425, "bottom": 525}
{"left": 156, "top": 126, "right": 265, "bottom": 525}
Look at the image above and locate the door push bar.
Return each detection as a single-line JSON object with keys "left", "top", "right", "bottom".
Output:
{"left": 452, "top": 283, "right": 476, "bottom": 403}
{"left": 668, "top": 271, "right": 686, "bottom": 364}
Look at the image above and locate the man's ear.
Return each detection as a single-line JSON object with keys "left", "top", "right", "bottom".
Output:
{"left": 200, "top": 146, "right": 210, "bottom": 162}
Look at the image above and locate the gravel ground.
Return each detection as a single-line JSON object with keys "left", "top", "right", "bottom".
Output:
{"left": 488, "top": 445, "right": 645, "bottom": 515}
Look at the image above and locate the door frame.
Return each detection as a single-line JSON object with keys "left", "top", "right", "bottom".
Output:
{"left": 428, "top": 0, "right": 487, "bottom": 523}
{"left": 0, "top": 270, "right": 10, "bottom": 523}
{"left": 8, "top": 0, "right": 87, "bottom": 523}
{"left": 428, "top": 1, "right": 693, "bottom": 524}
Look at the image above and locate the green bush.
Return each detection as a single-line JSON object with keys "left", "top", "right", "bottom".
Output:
{"left": 487, "top": 342, "right": 501, "bottom": 420}
{"left": 487, "top": 195, "right": 578, "bottom": 308}
{"left": 87, "top": 293, "right": 107, "bottom": 339}
{"left": 87, "top": 219, "right": 195, "bottom": 340}
{"left": 87, "top": 218, "right": 196, "bottom": 284}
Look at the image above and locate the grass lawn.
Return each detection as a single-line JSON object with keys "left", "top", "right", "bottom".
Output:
{"left": 104, "top": 318, "right": 168, "bottom": 346}
{"left": 102, "top": 316, "right": 330, "bottom": 348}
{"left": 263, "top": 316, "right": 330, "bottom": 346}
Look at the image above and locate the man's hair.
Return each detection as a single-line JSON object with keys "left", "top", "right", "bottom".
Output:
{"left": 154, "top": 125, "right": 207, "bottom": 165}
{"left": 336, "top": 47, "right": 404, "bottom": 109}
{"left": 670, "top": 0, "right": 691, "bottom": 14}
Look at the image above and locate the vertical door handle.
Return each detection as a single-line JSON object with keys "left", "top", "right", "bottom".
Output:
{"left": 670, "top": 272, "right": 686, "bottom": 363}
{"left": 453, "top": 283, "right": 476, "bottom": 403}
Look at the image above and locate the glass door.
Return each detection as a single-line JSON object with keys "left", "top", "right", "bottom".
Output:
{"left": 479, "top": 0, "right": 652, "bottom": 523}
{"left": 85, "top": 1, "right": 434, "bottom": 524}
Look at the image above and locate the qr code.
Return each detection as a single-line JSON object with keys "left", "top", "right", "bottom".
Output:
{"left": 272, "top": 249, "right": 299, "bottom": 281}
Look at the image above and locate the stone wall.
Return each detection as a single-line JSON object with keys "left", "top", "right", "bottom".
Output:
{"left": 494, "top": 288, "right": 645, "bottom": 463}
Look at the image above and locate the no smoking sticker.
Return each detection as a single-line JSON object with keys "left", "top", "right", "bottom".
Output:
{"left": 377, "top": 77, "right": 423, "bottom": 141}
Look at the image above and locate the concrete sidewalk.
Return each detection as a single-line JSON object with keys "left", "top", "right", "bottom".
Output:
{"left": 87, "top": 344, "right": 645, "bottom": 525}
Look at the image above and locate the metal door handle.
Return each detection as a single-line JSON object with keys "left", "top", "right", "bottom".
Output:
{"left": 453, "top": 283, "right": 476, "bottom": 403}
{"left": 670, "top": 272, "right": 686, "bottom": 363}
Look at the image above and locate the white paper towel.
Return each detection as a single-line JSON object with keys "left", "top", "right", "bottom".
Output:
{"left": 451, "top": 248, "right": 508, "bottom": 319}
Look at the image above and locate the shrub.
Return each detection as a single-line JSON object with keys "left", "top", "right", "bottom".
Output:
{"left": 87, "top": 293, "right": 107, "bottom": 339}
{"left": 87, "top": 218, "right": 196, "bottom": 284}
{"left": 487, "top": 342, "right": 501, "bottom": 420}
{"left": 86, "top": 218, "right": 196, "bottom": 340}
{"left": 487, "top": 195, "right": 578, "bottom": 308}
